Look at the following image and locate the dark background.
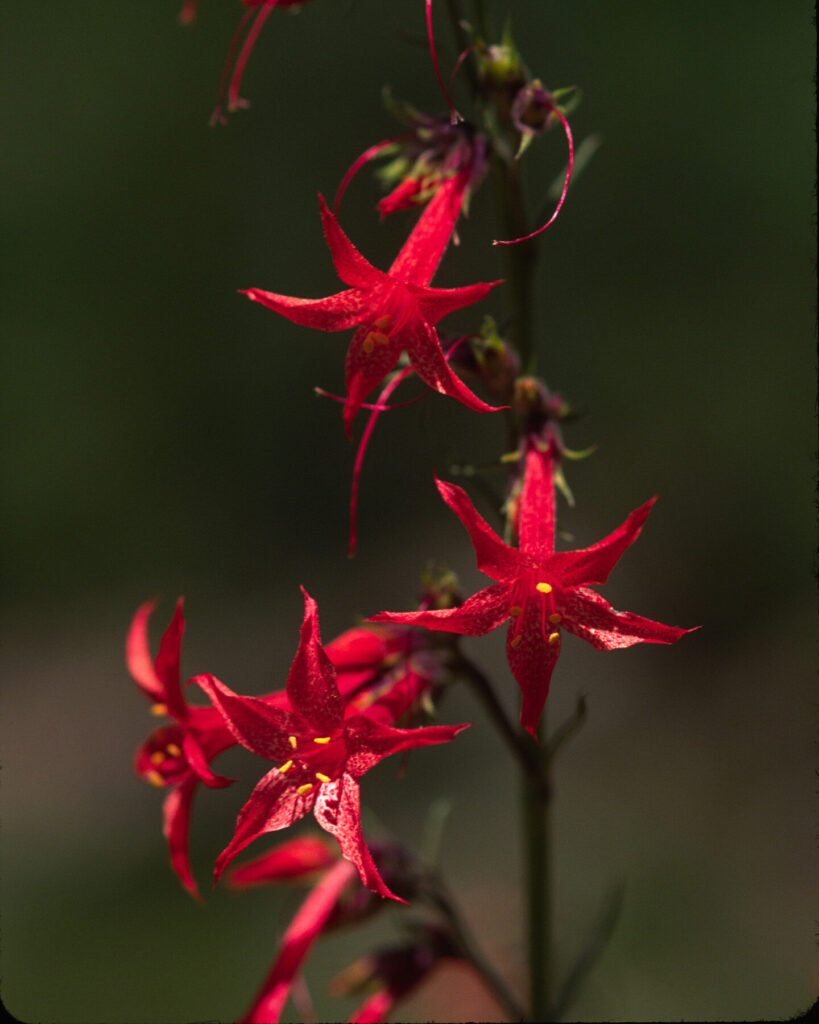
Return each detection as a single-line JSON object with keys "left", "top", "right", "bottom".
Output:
{"left": 1, "top": 2, "right": 815, "bottom": 1021}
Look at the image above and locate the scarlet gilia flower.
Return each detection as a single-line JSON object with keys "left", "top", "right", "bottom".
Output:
{"left": 243, "top": 173, "right": 503, "bottom": 437}
{"left": 179, "top": 1, "right": 310, "bottom": 125}
{"left": 127, "top": 598, "right": 236, "bottom": 899}
{"left": 333, "top": 923, "right": 457, "bottom": 1024}
{"left": 194, "top": 588, "right": 468, "bottom": 900}
{"left": 371, "top": 458, "right": 695, "bottom": 738}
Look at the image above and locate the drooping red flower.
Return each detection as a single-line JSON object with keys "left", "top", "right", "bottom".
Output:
{"left": 127, "top": 598, "right": 237, "bottom": 899}
{"left": 193, "top": 588, "right": 468, "bottom": 900}
{"left": 179, "top": 1, "right": 310, "bottom": 125}
{"left": 370, "top": 456, "right": 696, "bottom": 737}
{"left": 243, "top": 172, "right": 503, "bottom": 437}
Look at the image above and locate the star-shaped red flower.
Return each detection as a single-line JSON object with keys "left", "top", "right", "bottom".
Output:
{"left": 371, "top": 451, "right": 695, "bottom": 738}
{"left": 194, "top": 588, "right": 468, "bottom": 901}
{"left": 127, "top": 598, "right": 237, "bottom": 899}
{"left": 243, "top": 171, "right": 503, "bottom": 436}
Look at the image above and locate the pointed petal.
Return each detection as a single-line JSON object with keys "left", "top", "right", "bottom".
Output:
{"left": 434, "top": 478, "right": 525, "bottom": 581}
{"left": 369, "top": 581, "right": 513, "bottom": 637}
{"left": 214, "top": 768, "right": 313, "bottom": 884}
{"left": 239, "top": 857, "right": 358, "bottom": 1024}
{"left": 518, "top": 446, "right": 556, "bottom": 560}
{"left": 286, "top": 589, "right": 344, "bottom": 735}
{"left": 317, "top": 194, "right": 389, "bottom": 289}
{"left": 243, "top": 286, "right": 371, "bottom": 332}
{"left": 389, "top": 172, "right": 468, "bottom": 286}
{"left": 193, "top": 673, "right": 300, "bottom": 763}
{"left": 411, "top": 278, "right": 501, "bottom": 325}
{"left": 153, "top": 598, "right": 188, "bottom": 722}
{"left": 342, "top": 716, "right": 468, "bottom": 777}
{"left": 548, "top": 497, "right": 657, "bottom": 587}
{"left": 563, "top": 587, "right": 696, "bottom": 651}
{"left": 126, "top": 599, "right": 164, "bottom": 702}
{"left": 402, "top": 316, "right": 504, "bottom": 415}
{"left": 313, "top": 774, "right": 404, "bottom": 902}
{"left": 343, "top": 325, "right": 403, "bottom": 438}
{"left": 506, "top": 606, "right": 561, "bottom": 739}
{"left": 181, "top": 730, "right": 235, "bottom": 789}
{"left": 162, "top": 777, "right": 202, "bottom": 902}
{"left": 227, "top": 836, "right": 337, "bottom": 888}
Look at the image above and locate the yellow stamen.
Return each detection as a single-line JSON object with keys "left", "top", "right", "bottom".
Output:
{"left": 374, "top": 315, "right": 392, "bottom": 330}
{"left": 362, "top": 335, "right": 375, "bottom": 354}
{"left": 315, "top": 772, "right": 331, "bottom": 783}
{"left": 509, "top": 605, "right": 524, "bottom": 617}
{"left": 536, "top": 582, "right": 553, "bottom": 594}
{"left": 297, "top": 783, "right": 314, "bottom": 796}
{"left": 166, "top": 743, "right": 181, "bottom": 757}
{"left": 150, "top": 751, "right": 164, "bottom": 766}
{"left": 312, "top": 736, "right": 331, "bottom": 745}
{"left": 510, "top": 635, "right": 522, "bottom": 649}
{"left": 146, "top": 770, "right": 164, "bottom": 787}
{"left": 279, "top": 759, "right": 293, "bottom": 773}
{"left": 370, "top": 330, "right": 390, "bottom": 346}
{"left": 548, "top": 632, "right": 560, "bottom": 645}
{"left": 150, "top": 703, "right": 167, "bottom": 716}
{"left": 288, "top": 735, "right": 298, "bottom": 750}
{"left": 548, "top": 613, "right": 562, "bottom": 624}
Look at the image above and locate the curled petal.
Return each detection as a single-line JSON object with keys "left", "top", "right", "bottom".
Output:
{"left": 163, "top": 777, "right": 202, "bottom": 902}
{"left": 215, "top": 768, "right": 314, "bottom": 884}
{"left": 126, "top": 599, "right": 163, "bottom": 702}
{"left": 334, "top": 137, "right": 409, "bottom": 216}
{"left": 153, "top": 598, "right": 188, "bottom": 722}
{"left": 182, "top": 730, "right": 234, "bottom": 789}
{"left": 313, "top": 775, "right": 403, "bottom": 902}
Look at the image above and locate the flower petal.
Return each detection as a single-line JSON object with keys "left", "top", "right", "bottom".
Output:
{"left": 506, "top": 604, "right": 561, "bottom": 738}
{"left": 239, "top": 857, "right": 358, "bottom": 1024}
{"left": 411, "top": 278, "right": 501, "bottom": 325}
{"left": 286, "top": 589, "right": 344, "bottom": 735}
{"left": 401, "top": 316, "right": 503, "bottom": 415}
{"left": 563, "top": 587, "right": 695, "bottom": 651}
{"left": 214, "top": 767, "right": 314, "bottom": 884}
{"left": 153, "top": 598, "right": 188, "bottom": 722}
{"left": 243, "top": 286, "right": 371, "bottom": 332}
{"left": 227, "top": 836, "right": 337, "bottom": 888}
{"left": 548, "top": 497, "right": 657, "bottom": 587}
{"left": 182, "top": 730, "right": 234, "bottom": 789}
{"left": 518, "top": 445, "right": 555, "bottom": 561}
{"left": 369, "top": 581, "right": 513, "bottom": 637}
{"left": 162, "top": 777, "right": 202, "bottom": 902}
{"left": 388, "top": 171, "right": 468, "bottom": 286}
{"left": 126, "top": 599, "right": 164, "bottom": 702}
{"left": 343, "top": 324, "right": 403, "bottom": 437}
{"left": 313, "top": 774, "right": 403, "bottom": 902}
{"left": 317, "top": 194, "right": 389, "bottom": 290}
{"left": 193, "top": 672, "right": 300, "bottom": 763}
{"left": 434, "top": 478, "right": 525, "bottom": 581}
{"left": 342, "top": 716, "right": 468, "bottom": 778}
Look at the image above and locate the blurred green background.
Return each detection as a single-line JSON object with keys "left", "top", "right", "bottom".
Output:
{"left": 1, "top": 1, "right": 814, "bottom": 1021}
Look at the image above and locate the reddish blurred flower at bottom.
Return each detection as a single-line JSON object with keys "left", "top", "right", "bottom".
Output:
{"left": 127, "top": 598, "right": 237, "bottom": 900}
{"left": 333, "top": 924, "right": 457, "bottom": 1024}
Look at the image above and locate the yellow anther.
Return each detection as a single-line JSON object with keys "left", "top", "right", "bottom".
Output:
{"left": 370, "top": 330, "right": 390, "bottom": 346}
{"left": 146, "top": 770, "right": 164, "bottom": 788}
{"left": 536, "top": 582, "right": 553, "bottom": 594}
{"left": 279, "top": 759, "right": 293, "bottom": 773}
{"left": 509, "top": 606, "right": 524, "bottom": 617}
{"left": 297, "top": 783, "right": 314, "bottom": 796}
{"left": 374, "top": 315, "right": 392, "bottom": 330}
{"left": 150, "top": 703, "right": 167, "bottom": 716}
{"left": 166, "top": 743, "right": 181, "bottom": 757}
{"left": 548, "top": 632, "right": 560, "bottom": 646}
{"left": 548, "top": 613, "right": 562, "bottom": 624}
{"left": 510, "top": 635, "right": 522, "bottom": 649}
{"left": 362, "top": 335, "right": 375, "bottom": 354}
{"left": 150, "top": 751, "right": 165, "bottom": 766}
{"left": 288, "top": 735, "right": 298, "bottom": 750}
{"left": 313, "top": 736, "right": 331, "bottom": 744}
{"left": 315, "top": 772, "right": 331, "bottom": 784}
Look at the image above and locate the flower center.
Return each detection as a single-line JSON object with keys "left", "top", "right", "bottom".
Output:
{"left": 140, "top": 726, "right": 188, "bottom": 787}
{"left": 508, "top": 576, "right": 562, "bottom": 650}
{"left": 276, "top": 733, "right": 347, "bottom": 796}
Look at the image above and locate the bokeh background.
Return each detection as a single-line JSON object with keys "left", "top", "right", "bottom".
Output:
{"left": 1, "top": 1, "right": 815, "bottom": 1021}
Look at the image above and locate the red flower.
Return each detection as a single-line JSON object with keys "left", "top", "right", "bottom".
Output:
{"left": 194, "top": 588, "right": 468, "bottom": 900}
{"left": 243, "top": 173, "right": 503, "bottom": 437}
{"left": 127, "top": 598, "right": 236, "bottom": 899}
{"left": 370, "top": 455, "right": 695, "bottom": 737}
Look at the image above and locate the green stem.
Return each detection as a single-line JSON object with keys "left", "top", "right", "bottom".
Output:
{"left": 523, "top": 719, "right": 552, "bottom": 1021}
